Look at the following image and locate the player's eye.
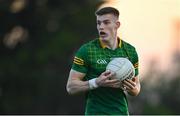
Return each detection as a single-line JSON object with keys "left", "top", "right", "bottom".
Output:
{"left": 103, "top": 21, "right": 110, "bottom": 25}
{"left": 97, "top": 21, "right": 101, "bottom": 25}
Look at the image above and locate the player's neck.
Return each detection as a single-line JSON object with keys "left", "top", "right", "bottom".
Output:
{"left": 106, "top": 37, "right": 118, "bottom": 50}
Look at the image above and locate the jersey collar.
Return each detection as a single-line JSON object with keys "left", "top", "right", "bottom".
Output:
{"left": 99, "top": 37, "right": 122, "bottom": 49}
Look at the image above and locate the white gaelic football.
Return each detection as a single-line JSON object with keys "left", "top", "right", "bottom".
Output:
{"left": 106, "top": 57, "right": 135, "bottom": 81}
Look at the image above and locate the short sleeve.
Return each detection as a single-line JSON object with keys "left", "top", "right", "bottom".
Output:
{"left": 132, "top": 49, "right": 139, "bottom": 77}
{"left": 123, "top": 41, "right": 139, "bottom": 77}
{"left": 71, "top": 45, "right": 88, "bottom": 74}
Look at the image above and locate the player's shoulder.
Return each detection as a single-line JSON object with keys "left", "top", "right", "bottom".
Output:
{"left": 76, "top": 38, "right": 98, "bottom": 55}
{"left": 121, "top": 39, "right": 136, "bottom": 50}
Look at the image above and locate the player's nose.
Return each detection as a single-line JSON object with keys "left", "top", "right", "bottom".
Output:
{"left": 99, "top": 23, "right": 105, "bottom": 30}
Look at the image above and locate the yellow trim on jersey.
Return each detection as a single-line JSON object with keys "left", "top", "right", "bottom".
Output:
{"left": 74, "top": 56, "right": 84, "bottom": 62}
{"left": 118, "top": 38, "right": 122, "bottom": 48}
{"left": 99, "top": 37, "right": 122, "bottom": 49}
{"left": 134, "top": 62, "right": 138, "bottom": 68}
{"left": 74, "top": 61, "right": 84, "bottom": 65}
{"left": 99, "top": 38, "right": 106, "bottom": 48}
{"left": 73, "top": 57, "right": 84, "bottom": 65}
{"left": 74, "top": 59, "right": 83, "bottom": 64}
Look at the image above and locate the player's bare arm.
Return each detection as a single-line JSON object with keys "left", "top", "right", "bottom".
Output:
{"left": 122, "top": 76, "right": 141, "bottom": 96}
{"left": 66, "top": 69, "right": 122, "bottom": 95}
{"left": 66, "top": 69, "right": 88, "bottom": 95}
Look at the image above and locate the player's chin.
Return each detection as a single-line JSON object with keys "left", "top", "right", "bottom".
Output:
{"left": 99, "top": 36, "right": 109, "bottom": 41}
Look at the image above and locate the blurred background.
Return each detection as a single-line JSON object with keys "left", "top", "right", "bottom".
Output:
{"left": 0, "top": 0, "right": 180, "bottom": 115}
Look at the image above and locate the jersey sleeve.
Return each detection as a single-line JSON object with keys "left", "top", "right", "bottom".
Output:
{"left": 71, "top": 45, "right": 88, "bottom": 74}
{"left": 132, "top": 48, "right": 139, "bottom": 77}
{"left": 123, "top": 40, "right": 139, "bottom": 77}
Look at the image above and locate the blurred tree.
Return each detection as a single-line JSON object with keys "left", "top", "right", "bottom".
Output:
{"left": 0, "top": 0, "right": 104, "bottom": 114}
{"left": 128, "top": 58, "right": 180, "bottom": 115}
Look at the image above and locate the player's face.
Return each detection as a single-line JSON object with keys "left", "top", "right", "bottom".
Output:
{"left": 96, "top": 14, "right": 120, "bottom": 42}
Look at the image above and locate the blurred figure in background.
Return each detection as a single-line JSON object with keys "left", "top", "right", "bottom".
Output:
{"left": 66, "top": 7, "right": 140, "bottom": 115}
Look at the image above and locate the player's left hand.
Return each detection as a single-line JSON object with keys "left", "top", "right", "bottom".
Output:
{"left": 121, "top": 78, "right": 136, "bottom": 91}
{"left": 121, "top": 77, "right": 141, "bottom": 96}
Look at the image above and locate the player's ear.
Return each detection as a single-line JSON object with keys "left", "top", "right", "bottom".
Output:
{"left": 116, "top": 21, "right": 120, "bottom": 29}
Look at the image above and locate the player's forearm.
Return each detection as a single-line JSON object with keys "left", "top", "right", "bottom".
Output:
{"left": 66, "top": 79, "right": 89, "bottom": 95}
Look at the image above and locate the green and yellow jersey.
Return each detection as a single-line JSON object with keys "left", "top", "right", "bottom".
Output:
{"left": 72, "top": 38, "right": 139, "bottom": 115}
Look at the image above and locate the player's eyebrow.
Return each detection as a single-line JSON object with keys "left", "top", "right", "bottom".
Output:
{"left": 97, "top": 19, "right": 110, "bottom": 24}
{"left": 97, "top": 19, "right": 110, "bottom": 22}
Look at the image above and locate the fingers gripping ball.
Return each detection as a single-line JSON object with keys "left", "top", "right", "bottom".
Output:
{"left": 106, "top": 58, "right": 135, "bottom": 81}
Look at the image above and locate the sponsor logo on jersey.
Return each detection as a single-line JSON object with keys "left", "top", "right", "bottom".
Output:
{"left": 97, "top": 59, "right": 107, "bottom": 64}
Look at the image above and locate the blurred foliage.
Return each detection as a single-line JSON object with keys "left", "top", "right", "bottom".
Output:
{"left": 0, "top": 0, "right": 104, "bottom": 114}
{"left": 128, "top": 58, "right": 180, "bottom": 115}
{"left": 1, "top": 0, "right": 180, "bottom": 115}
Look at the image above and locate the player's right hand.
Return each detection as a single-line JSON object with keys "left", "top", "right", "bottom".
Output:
{"left": 96, "top": 70, "right": 122, "bottom": 88}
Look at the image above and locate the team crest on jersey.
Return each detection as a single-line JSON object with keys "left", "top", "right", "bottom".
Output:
{"left": 97, "top": 59, "right": 107, "bottom": 64}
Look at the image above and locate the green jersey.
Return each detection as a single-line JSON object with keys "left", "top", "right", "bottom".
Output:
{"left": 72, "top": 38, "right": 139, "bottom": 115}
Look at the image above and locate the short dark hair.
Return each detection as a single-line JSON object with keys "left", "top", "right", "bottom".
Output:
{"left": 95, "top": 7, "right": 119, "bottom": 18}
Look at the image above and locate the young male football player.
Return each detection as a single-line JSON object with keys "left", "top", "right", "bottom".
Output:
{"left": 66, "top": 7, "right": 141, "bottom": 115}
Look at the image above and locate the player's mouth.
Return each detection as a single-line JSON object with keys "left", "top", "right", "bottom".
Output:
{"left": 99, "top": 31, "right": 108, "bottom": 38}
